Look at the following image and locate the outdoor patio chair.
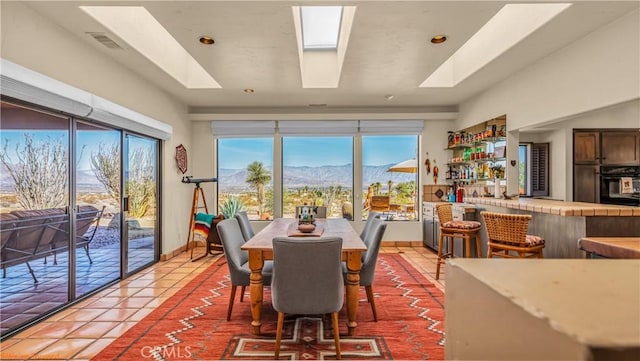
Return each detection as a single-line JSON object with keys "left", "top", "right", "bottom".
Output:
{"left": 48, "top": 205, "right": 105, "bottom": 265}
{"left": 370, "top": 196, "right": 390, "bottom": 215}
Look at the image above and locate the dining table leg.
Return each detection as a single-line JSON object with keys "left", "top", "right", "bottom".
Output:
{"left": 345, "top": 250, "right": 362, "bottom": 336}
{"left": 247, "top": 250, "right": 264, "bottom": 335}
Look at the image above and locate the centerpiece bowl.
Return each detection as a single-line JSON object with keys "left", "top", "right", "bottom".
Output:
{"left": 297, "top": 223, "right": 316, "bottom": 233}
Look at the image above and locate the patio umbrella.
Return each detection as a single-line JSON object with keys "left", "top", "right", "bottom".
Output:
{"left": 387, "top": 159, "right": 418, "bottom": 173}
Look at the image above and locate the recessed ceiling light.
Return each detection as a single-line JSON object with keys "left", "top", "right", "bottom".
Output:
{"left": 384, "top": 94, "right": 395, "bottom": 100}
{"left": 199, "top": 36, "right": 215, "bottom": 45}
{"left": 430, "top": 35, "right": 447, "bottom": 44}
{"left": 243, "top": 88, "right": 254, "bottom": 93}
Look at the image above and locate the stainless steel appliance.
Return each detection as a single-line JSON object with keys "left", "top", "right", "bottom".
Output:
{"left": 599, "top": 166, "right": 640, "bottom": 206}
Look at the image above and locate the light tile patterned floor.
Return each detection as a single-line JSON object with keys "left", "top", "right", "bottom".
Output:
{"left": 0, "top": 245, "right": 444, "bottom": 360}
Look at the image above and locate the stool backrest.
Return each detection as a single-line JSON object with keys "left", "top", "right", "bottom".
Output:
{"left": 481, "top": 212, "right": 532, "bottom": 246}
{"left": 435, "top": 203, "right": 453, "bottom": 224}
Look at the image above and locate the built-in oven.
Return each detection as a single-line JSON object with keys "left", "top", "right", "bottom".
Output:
{"left": 600, "top": 165, "right": 640, "bottom": 206}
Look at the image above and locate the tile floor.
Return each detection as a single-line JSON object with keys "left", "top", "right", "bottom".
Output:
{"left": 0, "top": 238, "right": 154, "bottom": 334}
{"left": 0, "top": 245, "right": 445, "bottom": 360}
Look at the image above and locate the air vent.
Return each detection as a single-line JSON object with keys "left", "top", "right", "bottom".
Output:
{"left": 308, "top": 103, "right": 328, "bottom": 107}
{"left": 86, "top": 32, "right": 123, "bottom": 49}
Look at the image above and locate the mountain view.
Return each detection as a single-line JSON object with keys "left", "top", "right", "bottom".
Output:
{"left": 218, "top": 163, "right": 416, "bottom": 192}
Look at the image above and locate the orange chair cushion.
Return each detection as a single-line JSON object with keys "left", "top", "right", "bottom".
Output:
{"left": 525, "top": 235, "right": 545, "bottom": 246}
{"left": 442, "top": 220, "right": 481, "bottom": 229}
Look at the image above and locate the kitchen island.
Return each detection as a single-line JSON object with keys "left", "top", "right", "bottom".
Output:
{"left": 464, "top": 197, "right": 640, "bottom": 258}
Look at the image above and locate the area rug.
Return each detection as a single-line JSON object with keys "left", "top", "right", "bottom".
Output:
{"left": 92, "top": 254, "right": 445, "bottom": 360}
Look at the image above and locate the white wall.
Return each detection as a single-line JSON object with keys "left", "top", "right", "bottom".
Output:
{"left": 458, "top": 9, "right": 640, "bottom": 197}
{"left": 1, "top": 2, "right": 193, "bottom": 255}
{"left": 457, "top": 9, "right": 640, "bottom": 132}
{"left": 520, "top": 99, "right": 640, "bottom": 200}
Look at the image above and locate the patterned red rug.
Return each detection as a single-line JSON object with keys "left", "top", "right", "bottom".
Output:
{"left": 93, "top": 254, "right": 445, "bottom": 360}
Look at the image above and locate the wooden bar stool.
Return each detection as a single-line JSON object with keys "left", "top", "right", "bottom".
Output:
{"left": 481, "top": 211, "right": 545, "bottom": 258}
{"left": 435, "top": 203, "right": 482, "bottom": 280}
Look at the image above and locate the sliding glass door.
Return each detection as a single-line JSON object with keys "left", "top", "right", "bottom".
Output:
{"left": 75, "top": 122, "right": 121, "bottom": 297}
{"left": 124, "top": 134, "right": 159, "bottom": 275}
{"left": 0, "top": 100, "right": 162, "bottom": 338}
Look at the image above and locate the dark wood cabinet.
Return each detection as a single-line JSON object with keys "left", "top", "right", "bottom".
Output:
{"left": 601, "top": 132, "right": 640, "bottom": 165}
{"left": 573, "top": 130, "right": 639, "bottom": 203}
{"left": 574, "top": 165, "right": 599, "bottom": 203}
{"left": 574, "top": 130, "right": 640, "bottom": 166}
{"left": 574, "top": 131, "right": 600, "bottom": 164}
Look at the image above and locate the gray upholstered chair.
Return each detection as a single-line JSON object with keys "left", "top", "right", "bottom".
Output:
{"left": 272, "top": 237, "right": 344, "bottom": 360}
{"left": 216, "top": 218, "right": 272, "bottom": 321}
{"left": 234, "top": 211, "right": 254, "bottom": 242}
{"left": 360, "top": 211, "right": 381, "bottom": 244}
{"left": 344, "top": 218, "right": 387, "bottom": 321}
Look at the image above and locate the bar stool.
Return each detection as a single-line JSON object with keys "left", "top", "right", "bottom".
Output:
{"left": 481, "top": 211, "right": 545, "bottom": 258}
{"left": 435, "top": 203, "right": 482, "bottom": 280}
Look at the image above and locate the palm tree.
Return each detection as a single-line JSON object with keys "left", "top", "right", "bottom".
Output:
{"left": 246, "top": 161, "right": 271, "bottom": 215}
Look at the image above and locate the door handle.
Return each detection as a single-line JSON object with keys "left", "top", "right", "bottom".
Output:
{"left": 123, "top": 197, "right": 129, "bottom": 212}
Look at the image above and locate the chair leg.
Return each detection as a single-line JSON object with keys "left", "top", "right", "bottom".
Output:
{"left": 227, "top": 285, "right": 237, "bottom": 321}
{"left": 365, "top": 285, "right": 378, "bottom": 321}
{"left": 475, "top": 234, "right": 482, "bottom": 258}
{"left": 332, "top": 311, "right": 341, "bottom": 360}
{"left": 436, "top": 233, "right": 445, "bottom": 280}
{"left": 240, "top": 285, "right": 246, "bottom": 302}
{"left": 465, "top": 235, "right": 471, "bottom": 258}
{"left": 84, "top": 245, "right": 93, "bottom": 264}
{"left": 26, "top": 262, "right": 38, "bottom": 284}
{"left": 275, "top": 311, "right": 285, "bottom": 359}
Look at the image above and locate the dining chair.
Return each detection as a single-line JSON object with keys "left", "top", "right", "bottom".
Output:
{"left": 360, "top": 211, "right": 380, "bottom": 245}
{"left": 271, "top": 236, "right": 344, "bottom": 360}
{"left": 481, "top": 211, "right": 545, "bottom": 258}
{"left": 345, "top": 218, "right": 387, "bottom": 321}
{"left": 216, "top": 218, "right": 272, "bottom": 320}
{"left": 234, "top": 211, "right": 254, "bottom": 242}
{"left": 435, "top": 203, "right": 482, "bottom": 280}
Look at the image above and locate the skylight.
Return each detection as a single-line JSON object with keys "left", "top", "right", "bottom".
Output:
{"left": 292, "top": 6, "right": 356, "bottom": 88}
{"left": 301, "top": 6, "right": 343, "bottom": 50}
{"left": 420, "top": 3, "right": 572, "bottom": 88}
{"left": 80, "top": 6, "right": 221, "bottom": 89}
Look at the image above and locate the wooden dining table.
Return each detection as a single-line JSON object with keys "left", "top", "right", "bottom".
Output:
{"left": 241, "top": 218, "right": 367, "bottom": 336}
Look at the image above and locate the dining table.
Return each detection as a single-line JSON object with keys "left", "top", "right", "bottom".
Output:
{"left": 241, "top": 217, "right": 367, "bottom": 336}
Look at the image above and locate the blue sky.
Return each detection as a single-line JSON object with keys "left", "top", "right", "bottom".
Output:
{"left": 1, "top": 130, "right": 131, "bottom": 171}
{"left": 2, "top": 131, "right": 418, "bottom": 171}
{"left": 218, "top": 135, "right": 417, "bottom": 169}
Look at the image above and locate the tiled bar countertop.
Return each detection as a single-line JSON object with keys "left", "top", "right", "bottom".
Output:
{"left": 459, "top": 197, "right": 640, "bottom": 258}
{"left": 464, "top": 197, "right": 640, "bottom": 216}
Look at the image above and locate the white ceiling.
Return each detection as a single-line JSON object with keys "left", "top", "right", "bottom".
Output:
{"left": 23, "top": 1, "right": 640, "bottom": 113}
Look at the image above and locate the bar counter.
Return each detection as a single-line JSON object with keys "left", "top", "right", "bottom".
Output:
{"left": 463, "top": 197, "right": 640, "bottom": 258}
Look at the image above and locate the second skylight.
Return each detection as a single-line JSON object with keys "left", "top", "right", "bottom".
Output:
{"left": 301, "top": 6, "right": 343, "bottom": 50}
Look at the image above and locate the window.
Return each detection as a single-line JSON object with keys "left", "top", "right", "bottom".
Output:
{"left": 282, "top": 137, "right": 353, "bottom": 219}
{"left": 217, "top": 138, "right": 274, "bottom": 220}
{"left": 362, "top": 135, "right": 419, "bottom": 221}
{"left": 300, "top": 6, "right": 343, "bottom": 50}
{"left": 519, "top": 142, "right": 549, "bottom": 197}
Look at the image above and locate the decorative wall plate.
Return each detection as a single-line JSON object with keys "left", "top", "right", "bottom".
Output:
{"left": 176, "top": 144, "right": 188, "bottom": 174}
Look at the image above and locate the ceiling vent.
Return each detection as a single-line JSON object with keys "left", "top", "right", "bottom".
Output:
{"left": 86, "top": 32, "right": 123, "bottom": 49}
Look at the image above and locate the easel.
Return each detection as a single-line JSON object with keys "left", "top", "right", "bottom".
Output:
{"left": 182, "top": 177, "right": 221, "bottom": 261}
